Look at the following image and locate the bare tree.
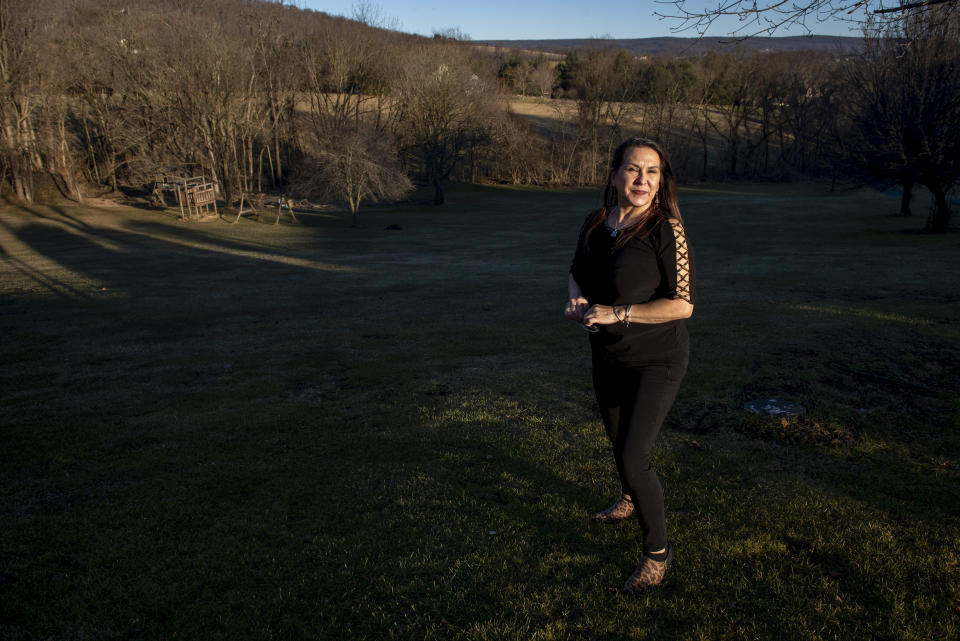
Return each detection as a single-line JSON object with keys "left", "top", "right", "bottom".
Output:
{"left": 488, "top": 111, "right": 547, "bottom": 184}
{"left": 289, "top": 8, "right": 415, "bottom": 224}
{"left": 770, "top": 52, "right": 838, "bottom": 176}
{"left": 636, "top": 57, "right": 696, "bottom": 152}
{"left": 841, "top": 6, "right": 960, "bottom": 231}
{"left": 69, "top": 3, "right": 162, "bottom": 194}
{"left": 703, "top": 53, "right": 765, "bottom": 177}
{"left": 497, "top": 51, "right": 530, "bottom": 96}
{"left": 681, "top": 53, "right": 722, "bottom": 179}
{"left": 527, "top": 55, "right": 557, "bottom": 98}
{"left": 350, "top": 1, "right": 400, "bottom": 32}
{"left": 246, "top": 2, "right": 303, "bottom": 193}
{"left": 0, "top": 0, "right": 57, "bottom": 202}
{"left": 559, "top": 48, "right": 639, "bottom": 184}
{"left": 175, "top": 10, "right": 268, "bottom": 204}
{"left": 394, "top": 43, "right": 500, "bottom": 204}
{"left": 288, "top": 125, "right": 411, "bottom": 227}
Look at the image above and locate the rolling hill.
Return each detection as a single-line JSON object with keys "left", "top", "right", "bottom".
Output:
{"left": 475, "top": 35, "right": 863, "bottom": 57}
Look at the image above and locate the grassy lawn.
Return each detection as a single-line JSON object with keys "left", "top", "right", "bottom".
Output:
{"left": 1, "top": 183, "right": 958, "bottom": 640}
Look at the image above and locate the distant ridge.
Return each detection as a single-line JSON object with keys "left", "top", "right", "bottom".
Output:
{"left": 475, "top": 36, "right": 864, "bottom": 57}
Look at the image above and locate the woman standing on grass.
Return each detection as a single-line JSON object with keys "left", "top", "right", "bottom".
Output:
{"left": 565, "top": 137, "right": 694, "bottom": 593}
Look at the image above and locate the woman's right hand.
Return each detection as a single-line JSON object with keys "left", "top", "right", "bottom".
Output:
{"left": 565, "top": 296, "right": 590, "bottom": 322}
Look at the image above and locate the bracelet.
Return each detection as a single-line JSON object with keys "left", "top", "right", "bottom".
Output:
{"left": 624, "top": 304, "right": 631, "bottom": 326}
{"left": 613, "top": 305, "right": 626, "bottom": 325}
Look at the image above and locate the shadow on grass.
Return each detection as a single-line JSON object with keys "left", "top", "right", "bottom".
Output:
{"left": 0, "top": 205, "right": 370, "bottom": 302}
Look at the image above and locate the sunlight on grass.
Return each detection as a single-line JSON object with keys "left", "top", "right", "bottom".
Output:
{"left": 789, "top": 303, "right": 949, "bottom": 333}
{"left": 0, "top": 205, "right": 364, "bottom": 278}
{"left": 123, "top": 228, "right": 365, "bottom": 272}
{"left": 678, "top": 185, "right": 767, "bottom": 196}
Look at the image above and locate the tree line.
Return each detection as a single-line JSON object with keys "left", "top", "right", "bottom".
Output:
{"left": 0, "top": 0, "right": 956, "bottom": 230}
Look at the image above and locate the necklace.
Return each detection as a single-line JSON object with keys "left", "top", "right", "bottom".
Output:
{"left": 604, "top": 216, "right": 635, "bottom": 238}
{"left": 606, "top": 205, "right": 653, "bottom": 238}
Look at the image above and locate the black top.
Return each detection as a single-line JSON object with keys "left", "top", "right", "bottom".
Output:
{"left": 570, "top": 215, "right": 694, "bottom": 364}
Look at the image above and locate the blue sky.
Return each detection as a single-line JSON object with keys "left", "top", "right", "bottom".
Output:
{"left": 296, "top": 1, "right": 861, "bottom": 40}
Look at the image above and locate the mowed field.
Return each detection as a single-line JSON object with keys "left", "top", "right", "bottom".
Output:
{"left": 1, "top": 183, "right": 958, "bottom": 640}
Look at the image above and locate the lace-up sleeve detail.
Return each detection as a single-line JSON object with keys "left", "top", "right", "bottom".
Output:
{"left": 667, "top": 219, "right": 693, "bottom": 304}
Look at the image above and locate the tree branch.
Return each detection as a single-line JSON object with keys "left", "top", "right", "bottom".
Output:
{"left": 874, "top": 0, "right": 956, "bottom": 14}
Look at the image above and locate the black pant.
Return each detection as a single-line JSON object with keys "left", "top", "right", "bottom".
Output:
{"left": 591, "top": 350, "right": 688, "bottom": 553}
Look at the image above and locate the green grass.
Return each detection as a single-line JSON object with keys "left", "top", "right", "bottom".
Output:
{"left": 1, "top": 183, "right": 958, "bottom": 640}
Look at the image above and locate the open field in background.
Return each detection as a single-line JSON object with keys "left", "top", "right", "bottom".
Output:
{"left": 1, "top": 183, "right": 959, "bottom": 640}
{"left": 507, "top": 97, "right": 741, "bottom": 181}
{"left": 508, "top": 98, "right": 578, "bottom": 138}
{"left": 473, "top": 45, "right": 566, "bottom": 62}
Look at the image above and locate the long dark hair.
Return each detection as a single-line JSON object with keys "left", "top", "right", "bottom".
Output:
{"left": 581, "top": 137, "right": 682, "bottom": 250}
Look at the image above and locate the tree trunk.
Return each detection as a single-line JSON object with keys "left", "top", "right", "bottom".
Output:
{"left": 350, "top": 198, "right": 359, "bottom": 227}
{"left": 258, "top": 147, "right": 266, "bottom": 193}
{"left": 264, "top": 145, "right": 274, "bottom": 192}
{"left": 701, "top": 110, "right": 709, "bottom": 180}
{"left": 432, "top": 176, "right": 445, "bottom": 205}
{"left": 925, "top": 183, "right": 952, "bottom": 233}
{"left": 274, "top": 128, "right": 282, "bottom": 187}
{"left": 11, "top": 163, "right": 32, "bottom": 203}
{"left": 900, "top": 176, "right": 914, "bottom": 216}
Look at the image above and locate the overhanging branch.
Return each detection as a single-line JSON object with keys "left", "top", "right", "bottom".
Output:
{"left": 874, "top": 0, "right": 956, "bottom": 13}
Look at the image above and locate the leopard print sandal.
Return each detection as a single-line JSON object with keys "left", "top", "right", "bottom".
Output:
{"left": 591, "top": 494, "right": 634, "bottom": 522}
{"left": 623, "top": 543, "right": 673, "bottom": 593}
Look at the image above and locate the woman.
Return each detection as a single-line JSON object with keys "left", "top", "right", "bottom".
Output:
{"left": 565, "top": 137, "right": 694, "bottom": 593}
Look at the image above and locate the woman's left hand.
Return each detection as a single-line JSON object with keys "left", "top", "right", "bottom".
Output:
{"left": 582, "top": 304, "right": 620, "bottom": 327}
